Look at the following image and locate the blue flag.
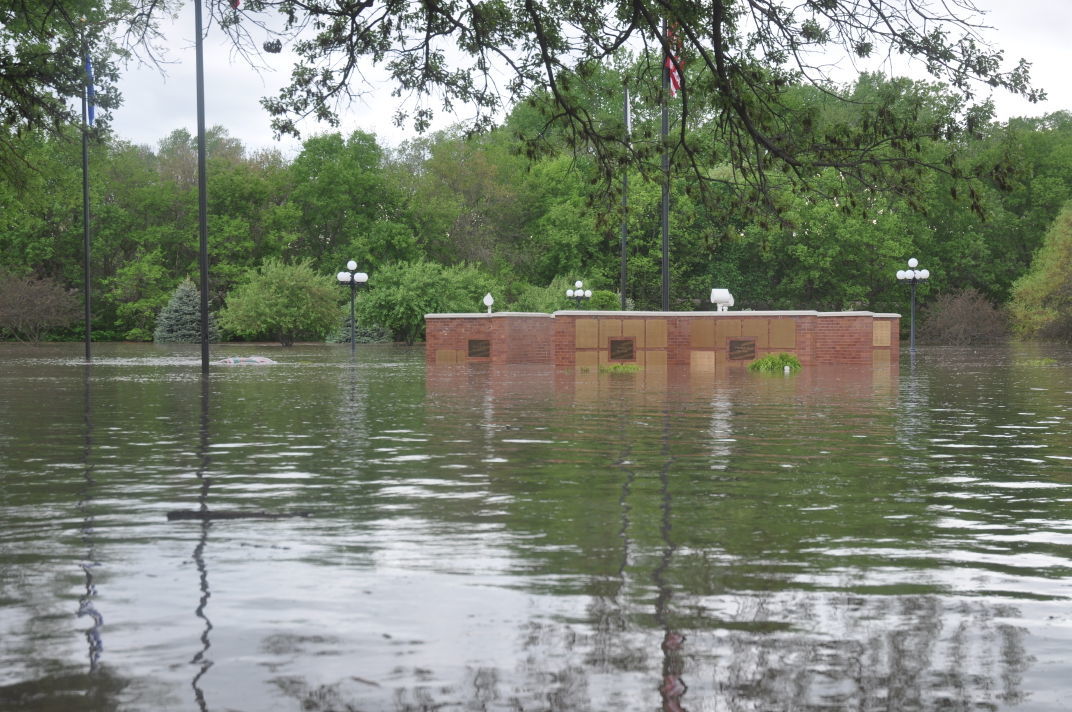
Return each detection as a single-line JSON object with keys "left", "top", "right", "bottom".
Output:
{"left": 85, "top": 56, "right": 95, "bottom": 126}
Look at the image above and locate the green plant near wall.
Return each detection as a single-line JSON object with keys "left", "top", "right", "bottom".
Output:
{"left": 599, "top": 363, "right": 641, "bottom": 374}
{"left": 748, "top": 353, "right": 802, "bottom": 373}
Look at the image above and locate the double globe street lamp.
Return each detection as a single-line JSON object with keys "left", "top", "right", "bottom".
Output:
{"left": 566, "top": 280, "right": 592, "bottom": 307}
{"left": 337, "top": 260, "right": 368, "bottom": 354}
{"left": 896, "top": 258, "right": 930, "bottom": 355}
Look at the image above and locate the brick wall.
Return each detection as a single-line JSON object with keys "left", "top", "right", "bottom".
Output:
{"left": 427, "top": 311, "right": 900, "bottom": 367}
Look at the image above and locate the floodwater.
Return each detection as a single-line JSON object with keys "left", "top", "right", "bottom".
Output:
{"left": 2, "top": 342, "right": 1072, "bottom": 711}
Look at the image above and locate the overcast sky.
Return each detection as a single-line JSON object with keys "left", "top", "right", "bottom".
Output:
{"left": 107, "top": 1, "right": 1072, "bottom": 158}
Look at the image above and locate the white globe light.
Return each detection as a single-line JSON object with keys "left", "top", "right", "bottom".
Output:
{"left": 584, "top": 290, "right": 592, "bottom": 298}
{"left": 574, "top": 280, "right": 583, "bottom": 289}
{"left": 907, "top": 257, "right": 918, "bottom": 268}
{"left": 337, "top": 271, "right": 350, "bottom": 283}
{"left": 896, "top": 270, "right": 906, "bottom": 280}
{"left": 346, "top": 260, "right": 357, "bottom": 271}
{"left": 566, "top": 289, "right": 575, "bottom": 297}
{"left": 483, "top": 292, "right": 494, "bottom": 306}
{"left": 919, "top": 269, "right": 930, "bottom": 280}
{"left": 355, "top": 272, "right": 369, "bottom": 283}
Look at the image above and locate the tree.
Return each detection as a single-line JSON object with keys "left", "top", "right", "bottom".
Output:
{"left": 217, "top": 258, "right": 340, "bottom": 346}
{"left": 153, "top": 277, "right": 219, "bottom": 343}
{"left": 1008, "top": 202, "right": 1072, "bottom": 341}
{"left": 0, "top": 0, "right": 144, "bottom": 177}
{"left": 228, "top": 1, "right": 1041, "bottom": 209}
{"left": 0, "top": 269, "right": 81, "bottom": 342}
{"left": 355, "top": 260, "right": 504, "bottom": 344}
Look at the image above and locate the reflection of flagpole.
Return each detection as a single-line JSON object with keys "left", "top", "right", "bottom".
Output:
{"left": 80, "top": 31, "right": 93, "bottom": 362}
{"left": 77, "top": 365, "right": 103, "bottom": 671}
{"left": 191, "top": 375, "right": 213, "bottom": 711}
{"left": 660, "top": 19, "right": 671, "bottom": 311}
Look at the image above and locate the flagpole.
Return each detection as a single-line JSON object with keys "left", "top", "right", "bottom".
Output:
{"left": 620, "top": 86, "right": 630, "bottom": 311}
{"left": 194, "top": 0, "right": 210, "bottom": 374}
{"left": 80, "top": 29, "right": 92, "bottom": 362}
{"left": 660, "top": 19, "right": 671, "bottom": 311}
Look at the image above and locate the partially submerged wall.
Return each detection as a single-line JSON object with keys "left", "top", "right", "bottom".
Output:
{"left": 426, "top": 311, "right": 899, "bottom": 367}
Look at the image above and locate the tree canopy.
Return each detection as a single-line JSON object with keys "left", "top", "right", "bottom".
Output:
{"left": 3, "top": 1, "right": 1045, "bottom": 205}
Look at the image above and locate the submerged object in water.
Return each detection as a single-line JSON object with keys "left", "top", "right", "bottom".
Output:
{"left": 167, "top": 509, "right": 310, "bottom": 521}
{"left": 215, "top": 356, "right": 277, "bottom": 366}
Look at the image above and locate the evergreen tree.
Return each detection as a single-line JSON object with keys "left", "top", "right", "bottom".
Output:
{"left": 153, "top": 278, "right": 219, "bottom": 343}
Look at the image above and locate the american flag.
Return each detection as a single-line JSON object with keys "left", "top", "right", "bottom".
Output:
{"left": 665, "top": 25, "right": 682, "bottom": 97}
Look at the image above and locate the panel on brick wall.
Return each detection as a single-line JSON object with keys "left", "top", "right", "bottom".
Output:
{"left": 645, "top": 319, "right": 668, "bottom": 348}
{"left": 609, "top": 338, "right": 635, "bottom": 360}
{"left": 467, "top": 339, "right": 491, "bottom": 358}
{"left": 770, "top": 318, "right": 796, "bottom": 348}
{"left": 873, "top": 321, "right": 891, "bottom": 347}
{"left": 646, "top": 350, "right": 668, "bottom": 368}
{"left": 599, "top": 319, "right": 622, "bottom": 343}
{"left": 436, "top": 349, "right": 459, "bottom": 364}
{"left": 690, "top": 319, "right": 715, "bottom": 348}
{"left": 715, "top": 318, "right": 741, "bottom": 343}
{"left": 576, "top": 319, "right": 599, "bottom": 348}
{"left": 690, "top": 351, "right": 715, "bottom": 370}
{"left": 576, "top": 350, "right": 599, "bottom": 369}
{"left": 729, "top": 339, "right": 756, "bottom": 360}
{"left": 622, "top": 319, "right": 646, "bottom": 347}
{"left": 740, "top": 319, "right": 769, "bottom": 348}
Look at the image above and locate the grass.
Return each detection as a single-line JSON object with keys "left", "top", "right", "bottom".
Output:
{"left": 748, "top": 353, "right": 802, "bottom": 374}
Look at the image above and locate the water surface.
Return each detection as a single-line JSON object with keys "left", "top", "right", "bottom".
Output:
{"left": 2, "top": 342, "right": 1071, "bottom": 711}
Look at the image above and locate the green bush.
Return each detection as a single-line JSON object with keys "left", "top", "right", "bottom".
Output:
{"left": 153, "top": 278, "right": 219, "bottom": 343}
{"left": 218, "top": 258, "right": 340, "bottom": 346}
{"left": 748, "top": 352, "right": 802, "bottom": 373}
{"left": 1009, "top": 202, "right": 1072, "bottom": 341}
{"left": 355, "top": 260, "right": 504, "bottom": 343}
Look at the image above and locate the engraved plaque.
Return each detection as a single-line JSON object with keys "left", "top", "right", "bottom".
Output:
{"left": 728, "top": 338, "right": 756, "bottom": 360}
{"left": 467, "top": 339, "right": 491, "bottom": 358}
{"left": 609, "top": 338, "right": 635, "bottom": 361}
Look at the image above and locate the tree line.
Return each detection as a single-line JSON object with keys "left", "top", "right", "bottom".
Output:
{"left": 3, "top": 72, "right": 1072, "bottom": 344}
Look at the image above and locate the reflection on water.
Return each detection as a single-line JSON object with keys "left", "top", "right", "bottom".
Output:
{"left": 191, "top": 376, "right": 212, "bottom": 712}
{"left": 2, "top": 342, "right": 1072, "bottom": 710}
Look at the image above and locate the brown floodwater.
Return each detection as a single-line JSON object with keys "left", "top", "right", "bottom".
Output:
{"left": 1, "top": 342, "right": 1071, "bottom": 711}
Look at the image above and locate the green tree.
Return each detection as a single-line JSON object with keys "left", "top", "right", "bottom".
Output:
{"left": 355, "top": 260, "right": 504, "bottom": 344}
{"left": 1009, "top": 203, "right": 1072, "bottom": 341}
{"left": 217, "top": 258, "right": 340, "bottom": 346}
{"left": 153, "top": 277, "right": 219, "bottom": 343}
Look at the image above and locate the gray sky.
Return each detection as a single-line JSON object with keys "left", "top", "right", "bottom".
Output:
{"left": 107, "top": 1, "right": 1072, "bottom": 158}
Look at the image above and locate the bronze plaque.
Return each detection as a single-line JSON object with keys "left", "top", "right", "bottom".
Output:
{"left": 467, "top": 339, "right": 491, "bottom": 358}
{"left": 609, "top": 338, "right": 635, "bottom": 361}
{"left": 729, "top": 338, "right": 756, "bottom": 360}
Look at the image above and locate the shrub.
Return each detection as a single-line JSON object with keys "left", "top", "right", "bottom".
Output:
{"left": 355, "top": 260, "right": 504, "bottom": 343}
{"left": 917, "top": 288, "right": 1008, "bottom": 345}
{"left": 218, "top": 259, "right": 340, "bottom": 346}
{"left": 153, "top": 278, "right": 220, "bottom": 343}
{"left": 1009, "top": 202, "right": 1072, "bottom": 341}
{"left": 748, "top": 353, "right": 802, "bottom": 373}
{"left": 0, "top": 270, "right": 81, "bottom": 343}
{"left": 599, "top": 363, "right": 641, "bottom": 373}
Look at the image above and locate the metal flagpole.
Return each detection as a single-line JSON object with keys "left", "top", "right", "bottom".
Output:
{"left": 620, "top": 86, "right": 630, "bottom": 311}
{"left": 80, "top": 33, "right": 92, "bottom": 362}
{"left": 660, "top": 20, "right": 671, "bottom": 311}
{"left": 194, "top": 0, "right": 210, "bottom": 374}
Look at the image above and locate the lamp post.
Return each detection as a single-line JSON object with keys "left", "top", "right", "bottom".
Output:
{"left": 337, "top": 260, "right": 368, "bottom": 354}
{"left": 483, "top": 293, "right": 494, "bottom": 314}
{"left": 896, "top": 258, "right": 930, "bottom": 355}
{"left": 566, "top": 280, "right": 592, "bottom": 307}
